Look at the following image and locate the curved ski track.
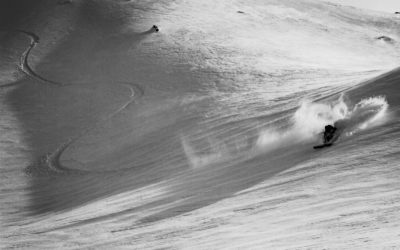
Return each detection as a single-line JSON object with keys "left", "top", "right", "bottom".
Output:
{"left": 0, "top": 30, "right": 144, "bottom": 175}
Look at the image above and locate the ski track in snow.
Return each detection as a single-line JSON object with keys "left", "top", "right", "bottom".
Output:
{"left": 1, "top": 29, "right": 144, "bottom": 175}
{"left": 1, "top": 0, "right": 400, "bottom": 249}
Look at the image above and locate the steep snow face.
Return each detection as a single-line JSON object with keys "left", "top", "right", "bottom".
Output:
{"left": 1, "top": 0, "right": 400, "bottom": 249}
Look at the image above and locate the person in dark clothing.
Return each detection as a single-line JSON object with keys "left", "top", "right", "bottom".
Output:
{"left": 152, "top": 25, "right": 159, "bottom": 32}
{"left": 323, "top": 124, "right": 337, "bottom": 143}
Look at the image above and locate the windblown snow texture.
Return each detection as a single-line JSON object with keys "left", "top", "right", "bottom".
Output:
{"left": 1, "top": 0, "right": 400, "bottom": 249}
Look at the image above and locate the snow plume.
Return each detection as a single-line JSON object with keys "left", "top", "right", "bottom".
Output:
{"left": 256, "top": 95, "right": 388, "bottom": 150}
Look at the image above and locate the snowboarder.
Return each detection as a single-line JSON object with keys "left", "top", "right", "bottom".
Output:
{"left": 323, "top": 125, "right": 337, "bottom": 143}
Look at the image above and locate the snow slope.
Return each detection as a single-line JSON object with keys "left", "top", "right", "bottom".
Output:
{"left": 1, "top": 0, "right": 400, "bottom": 249}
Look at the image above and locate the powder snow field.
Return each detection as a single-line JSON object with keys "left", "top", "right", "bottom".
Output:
{"left": 1, "top": 0, "right": 400, "bottom": 249}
